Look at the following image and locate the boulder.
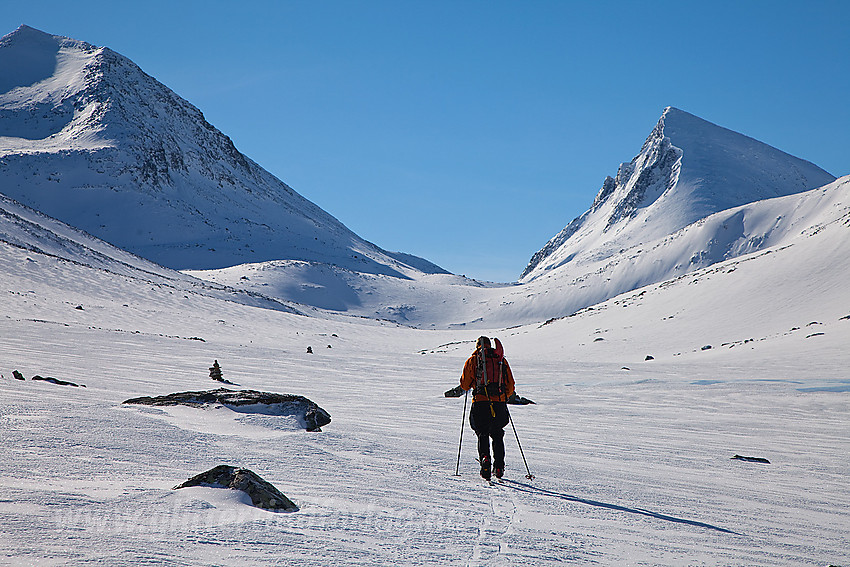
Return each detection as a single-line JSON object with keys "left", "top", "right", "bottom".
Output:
{"left": 174, "top": 465, "right": 297, "bottom": 512}
{"left": 123, "top": 388, "right": 331, "bottom": 431}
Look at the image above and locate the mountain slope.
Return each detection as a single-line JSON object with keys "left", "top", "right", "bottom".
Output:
{"left": 0, "top": 25, "right": 445, "bottom": 277}
{"left": 0, "top": 188, "right": 304, "bottom": 315}
{"left": 479, "top": 174, "right": 850, "bottom": 328}
{"left": 522, "top": 107, "right": 835, "bottom": 281}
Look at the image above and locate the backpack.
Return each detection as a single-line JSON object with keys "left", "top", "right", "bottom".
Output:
{"left": 473, "top": 338, "right": 506, "bottom": 399}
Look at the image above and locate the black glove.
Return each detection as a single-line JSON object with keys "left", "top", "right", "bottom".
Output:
{"left": 507, "top": 392, "right": 536, "bottom": 405}
{"left": 444, "top": 385, "right": 465, "bottom": 398}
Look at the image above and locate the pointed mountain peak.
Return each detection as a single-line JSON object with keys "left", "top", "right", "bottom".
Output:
{"left": 1, "top": 25, "right": 63, "bottom": 47}
{"left": 3, "top": 24, "right": 47, "bottom": 38}
{"left": 0, "top": 25, "right": 98, "bottom": 96}
{"left": 520, "top": 107, "right": 835, "bottom": 281}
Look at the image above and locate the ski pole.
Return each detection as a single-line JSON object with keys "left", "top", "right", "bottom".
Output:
{"left": 454, "top": 388, "right": 469, "bottom": 476}
{"left": 507, "top": 408, "right": 534, "bottom": 480}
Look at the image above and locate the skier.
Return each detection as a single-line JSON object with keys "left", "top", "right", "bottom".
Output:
{"left": 459, "top": 336, "right": 515, "bottom": 480}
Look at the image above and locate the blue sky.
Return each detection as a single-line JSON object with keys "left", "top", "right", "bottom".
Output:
{"left": 4, "top": 1, "right": 849, "bottom": 281}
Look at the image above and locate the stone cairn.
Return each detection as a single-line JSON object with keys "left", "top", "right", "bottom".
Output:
{"left": 209, "top": 360, "right": 224, "bottom": 382}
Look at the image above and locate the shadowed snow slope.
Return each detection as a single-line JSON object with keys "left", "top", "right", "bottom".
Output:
{"left": 0, "top": 25, "right": 445, "bottom": 278}
{"left": 0, "top": 189, "right": 303, "bottom": 314}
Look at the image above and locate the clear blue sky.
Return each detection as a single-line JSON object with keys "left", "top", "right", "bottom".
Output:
{"left": 4, "top": 1, "right": 849, "bottom": 281}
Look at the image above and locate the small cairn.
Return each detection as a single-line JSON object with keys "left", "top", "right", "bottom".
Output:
{"left": 209, "top": 360, "right": 224, "bottom": 382}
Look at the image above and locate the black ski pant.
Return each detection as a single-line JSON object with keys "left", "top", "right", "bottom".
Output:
{"left": 469, "top": 401, "right": 510, "bottom": 468}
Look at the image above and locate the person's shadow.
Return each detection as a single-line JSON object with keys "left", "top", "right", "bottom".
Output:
{"left": 500, "top": 479, "right": 740, "bottom": 535}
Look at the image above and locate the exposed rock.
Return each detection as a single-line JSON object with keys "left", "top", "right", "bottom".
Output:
{"left": 174, "top": 465, "right": 297, "bottom": 512}
{"left": 123, "top": 388, "right": 331, "bottom": 431}
{"left": 12, "top": 370, "right": 25, "bottom": 381}
{"left": 731, "top": 454, "right": 770, "bottom": 464}
{"left": 645, "top": 355, "right": 655, "bottom": 361}
{"left": 31, "top": 375, "right": 85, "bottom": 387}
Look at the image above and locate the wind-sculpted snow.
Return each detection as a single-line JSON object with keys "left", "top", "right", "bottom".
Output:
{"left": 124, "top": 388, "right": 332, "bottom": 432}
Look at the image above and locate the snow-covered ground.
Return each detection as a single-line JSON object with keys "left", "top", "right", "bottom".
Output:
{"left": 2, "top": 194, "right": 848, "bottom": 565}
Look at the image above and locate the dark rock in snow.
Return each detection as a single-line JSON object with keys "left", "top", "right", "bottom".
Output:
{"left": 174, "top": 465, "right": 297, "bottom": 512}
{"left": 701, "top": 345, "right": 712, "bottom": 351}
{"left": 32, "top": 375, "right": 85, "bottom": 387}
{"left": 12, "top": 370, "right": 25, "bottom": 381}
{"left": 123, "top": 388, "right": 331, "bottom": 431}
{"left": 645, "top": 355, "right": 655, "bottom": 361}
{"left": 731, "top": 454, "right": 770, "bottom": 464}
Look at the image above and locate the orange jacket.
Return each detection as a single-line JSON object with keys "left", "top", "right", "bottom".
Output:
{"left": 460, "top": 348, "right": 516, "bottom": 403}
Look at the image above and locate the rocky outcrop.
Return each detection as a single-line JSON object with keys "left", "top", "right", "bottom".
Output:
{"left": 174, "top": 465, "right": 297, "bottom": 512}
{"left": 31, "top": 375, "right": 85, "bottom": 387}
{"left": 731, "top": 454, "right": 770, "bottom": 464}
{"left": 123, "top": 388, "right": 331, "bottom": 431}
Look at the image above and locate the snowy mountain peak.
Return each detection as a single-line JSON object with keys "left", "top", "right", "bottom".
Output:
{"left": 0, "top": 26, "right": 445, "bottom": 277}
{"left": 521, "top": 107, "right": 835, "bottom": 281}
{"left": 0, "top": 25, "right": 92, "bottom": 97}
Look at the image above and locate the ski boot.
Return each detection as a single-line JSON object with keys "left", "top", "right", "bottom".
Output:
{"left": 493, "top": 463, "right": 504, "bottom": 480}
{"left": 479, "top": 455, "right": 491, "bottom": 481}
